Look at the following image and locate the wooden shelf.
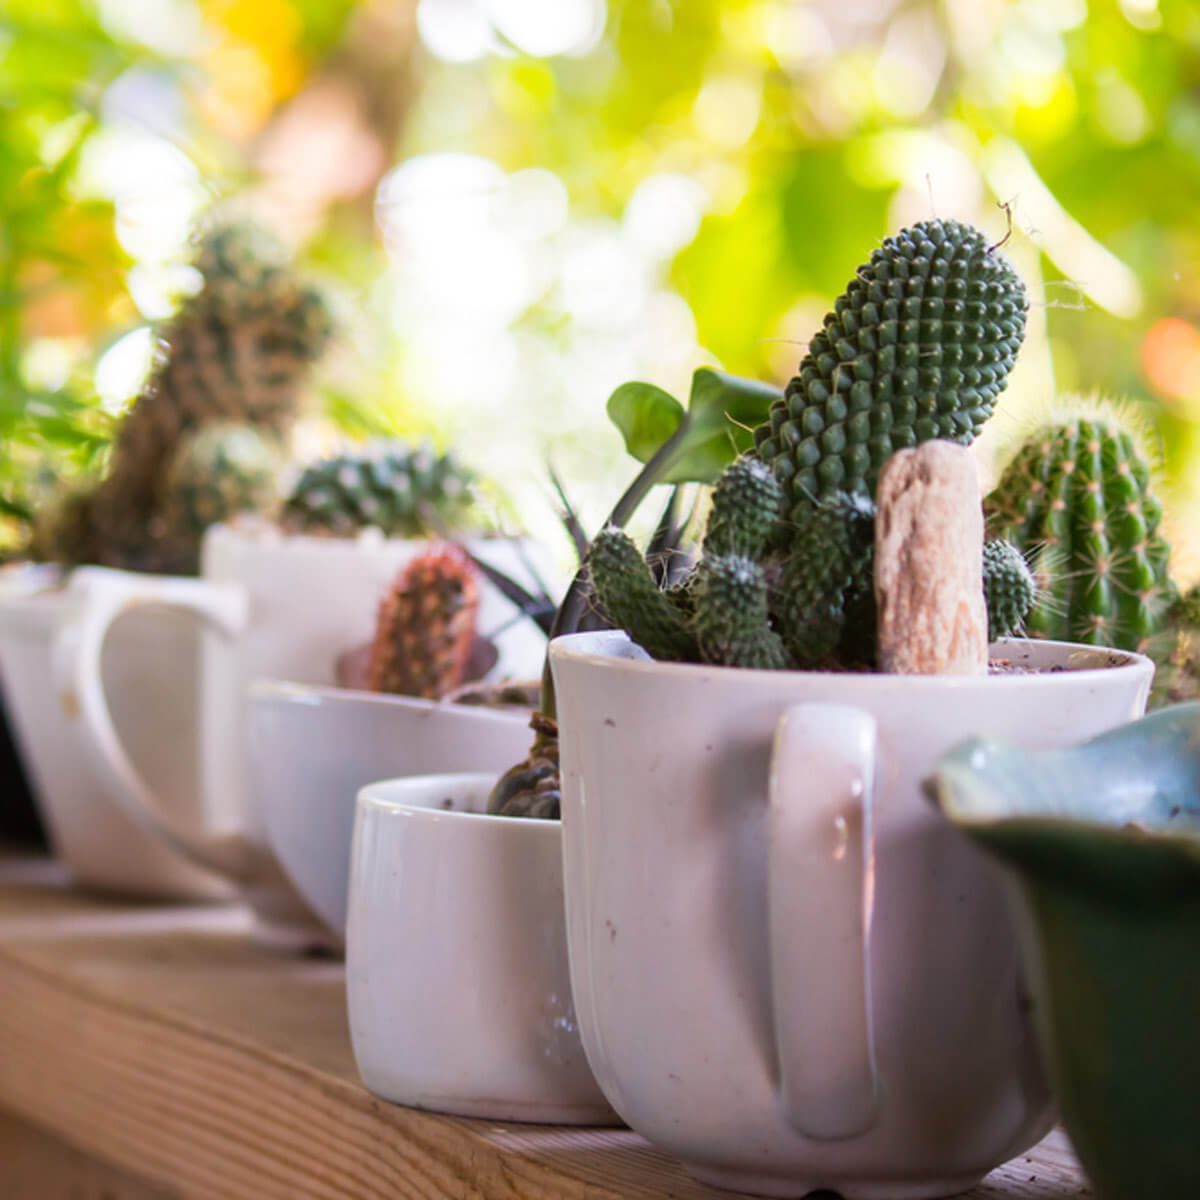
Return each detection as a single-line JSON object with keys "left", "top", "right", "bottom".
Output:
{"left": 0, "top": 855, "right": 1089, "bottom": 1199}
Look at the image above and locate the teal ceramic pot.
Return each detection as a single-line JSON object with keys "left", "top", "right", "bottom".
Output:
{"left": 929, "top": 704, "right": 1200, "bottom": 1200}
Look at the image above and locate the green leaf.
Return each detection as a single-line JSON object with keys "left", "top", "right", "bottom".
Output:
{"left": 606, "top": 380, "right": 684, "bottom": 467}
{"left": 606, "top": 367, "right": 780, "bottom": 484}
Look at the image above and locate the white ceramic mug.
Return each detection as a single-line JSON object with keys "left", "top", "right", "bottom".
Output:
{"left": 251, "top": 681, "right": 533, "bottom": 941}
{"left": 550, "top": 630, "right": 1154, "bottom": 1199}
{"left": 347, "top": 772, "right": 618, "bottom": 1125}
{"left": 0, "top": 569, "right": 226, "bottom": 900}
{"left": 53, "top": 524, "right": 549, "bottom": 944}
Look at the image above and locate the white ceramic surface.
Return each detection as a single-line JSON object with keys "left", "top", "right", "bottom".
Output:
{"left": 550, "top": 631, "right": 1154, "bottom": 1199}
{"left": 252, "top": 681, "right": 533, "bottom": 941}
{"left": 347, "top": 772, "right": 618, "bottom": 1125}
{"left": 0, "top": 576, "right": 226, "bottom": 900}
{"left": 52, "top": 526, "right": 550, "bottom": 946}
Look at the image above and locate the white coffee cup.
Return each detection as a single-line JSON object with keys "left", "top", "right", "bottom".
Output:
{"left": 550, "top": 630, "right": 1153, "bottom": 1199}
{"left": 53, "top": 524, "right": 548, "bottom": 945}
{"left": 0, "top": 569, "right": 225, "bottom": 900}
{"left": 347, "top": 772, "right": 618, "bottom": 1124}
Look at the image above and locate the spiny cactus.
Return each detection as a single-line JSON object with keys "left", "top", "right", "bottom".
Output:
{"left": 702, "top": 456, "right": 784, "bottom": 558}
{"left": 691, "top": 554, "right": 790, "bottom": 669}
{"left": 588, "top": 526, "right": 698, "bottom": 662}
{"left": 1152, "top": 585, "right": 1200, "bottom": 707}
{"left": 753, "top": 219, "right": 1027, "bottom": 517}
{"left": 367, "top": 543, "right": 480, "bottom": 699}
{"left": 982, "top": 539, "right": 1036, "bottom": 642}
{"left": 282, "top": 441, "right": 478, "bottom": 539}
{"left": 986, "top": 410, "right": 1174, "bottom": 651}
{"left": 774, "top": 493, "right": 877, "bottom": 668}
{"left": 33, "top": 222, "right": 331, "bottom": 572}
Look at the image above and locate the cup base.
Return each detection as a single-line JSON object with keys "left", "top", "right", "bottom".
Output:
{"left": 685, "top": 1163, "right": 986, "bottom": 1200}
{"left": 362, "top": 1078, "right": 621, "bottom": 1126}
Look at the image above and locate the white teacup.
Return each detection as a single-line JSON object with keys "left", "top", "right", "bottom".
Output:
{"left": 53, "top": 524, "right": 548, "bottom": 944}
{"left": 0, "top": 570, "right": 225, "bottom": 900}
{"left": 252, "top": 681, "right": 533, "bottom": 942}
{"left": 347, "top": 772, "right": 618, "bottom": 1125}
{"left": 550, "top": 630, "right": 1154, "bottom": 1199}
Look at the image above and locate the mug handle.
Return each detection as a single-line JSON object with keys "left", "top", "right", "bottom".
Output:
{"left": 768, "top": 702, "right": 880, "bottom": 1140}
{"left": 52, "top": 566, "right": 258, "bottom": 882}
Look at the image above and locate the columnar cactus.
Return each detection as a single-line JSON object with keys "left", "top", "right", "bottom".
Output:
{"left": 33, "top": 222, "right": 331, "bottom": 572}
{"left": 588, "top": 527, "right": 698, "bottom": 662}
{"left": 753, "top": 219, "right": 1027, "bottom": 516}
{"left": 691, "top": 554, "right": 790, "bottom": 669}
{"left": 367, "top": 543, "right": 480, "bottom": 699}
{"left": 986, "top": 410, "right": 1174, "bottom": 651}
{"left": 282, "top": 441, "right": 478, "bottom": 539}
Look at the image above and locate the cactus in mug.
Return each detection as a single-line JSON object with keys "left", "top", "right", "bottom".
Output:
{"left": 367, "top": 543, "right": 480, "bottom": 700}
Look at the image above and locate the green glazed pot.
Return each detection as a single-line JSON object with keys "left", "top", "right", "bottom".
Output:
{"left": 928, "top": 703, "right": 1200, "bottom": 1200}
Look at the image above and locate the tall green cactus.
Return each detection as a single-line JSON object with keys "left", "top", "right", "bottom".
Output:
{"left": 986, "top": 410, "right": 1174, "bottom": 652}
{"left": 753, "top": 219, "right": 1027, "bottom": 517}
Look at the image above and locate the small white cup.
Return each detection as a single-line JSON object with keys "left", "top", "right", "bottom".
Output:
{"left": 252, "top": 682, "right": 533, "bottom": 942}
{"left": 347, "top": 772, "right": 618, "bottom": 1125}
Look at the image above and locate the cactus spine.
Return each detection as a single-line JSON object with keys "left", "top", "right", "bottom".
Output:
{"left": 367, "top": 543, "right": 480, "bottom": 699}
{"left": 986, "top": 410, "right": 1174, "bottom": 652}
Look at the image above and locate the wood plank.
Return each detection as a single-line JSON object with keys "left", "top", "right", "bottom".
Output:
{"left": 0, "top": 856, "right": 1091, "bottom": 1199}
{"left": 0, "top": 1107, "right": 178, "bottom": 1200}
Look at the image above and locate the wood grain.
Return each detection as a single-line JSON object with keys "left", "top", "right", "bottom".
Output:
{"left": 0, "top": 856, "right": 1091, "bottom": 1199}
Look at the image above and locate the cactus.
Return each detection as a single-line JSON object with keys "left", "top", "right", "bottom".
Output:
{"left": 587, "top": 526, "right": 698, "bottom": 662}
{"left": 986, "top": 410, "right": 1174, "bottom": 652}
{"left": 33, "top": 222, "right": 330, "bottom": 572}
{"left": 753, "top": 219, "right": 1026, "bottom": 517}
{"left": 367, "top": 543, "right": 480, "bottom": 699}
{"left": 691, "top": 554, "right": 790, "bottom": 669}
{"left": 702, "top": 456, "right": 785, "bottom": 558}
{"left": 774, "top": 493, "right": 876, "bottom": 668}
{"left": 982, "top": 539, "right": 1036, "bottom": 642}
{"left": 1152, "top": 585, "right": 1200, "bottom": 707}
{"left": 282, "top": 441, "right": 478, "bottom": 539}
{"left": 155, "top": 423, "right": 281, "bottom": 573}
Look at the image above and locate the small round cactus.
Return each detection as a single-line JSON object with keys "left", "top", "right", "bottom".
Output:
{"left": 283, "top": 441, "right": 479, "bottom": 539}
{"left": 753, "top": 218, "right": 1027, "bottom": 516}
{"left": 986, "top": 409, "right": 1174, "bottom": 651}
{"left": 587, "top": 526, "right": 697, "bottom": 661}
{"left": 982, "top": 539, "right": 1036, "bottom": 642}
{"left": 702, "top": 456, "right": 785, "bottom": 558}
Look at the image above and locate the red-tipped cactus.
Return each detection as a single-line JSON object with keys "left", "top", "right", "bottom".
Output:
{"left": 368, "top": 543, "right": 480, "bottom": 699}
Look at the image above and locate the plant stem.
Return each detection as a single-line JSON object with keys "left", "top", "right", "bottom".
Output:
{"left": 539, "top": 415, "right": 694, "bottom": 716}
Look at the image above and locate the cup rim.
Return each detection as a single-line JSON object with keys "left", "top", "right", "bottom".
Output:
{"left": 357, "top": 771, "right": 560, "bottom": 832}
{"left": 550, "top": 630, "right": 1154, "bottom": 690}
{"left": 249, "top": 678, "right": 533, "bottom": 726}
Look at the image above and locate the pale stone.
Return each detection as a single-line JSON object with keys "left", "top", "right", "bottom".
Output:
{"left": 874, "top": 442, "right": 988, "bottom": 676}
